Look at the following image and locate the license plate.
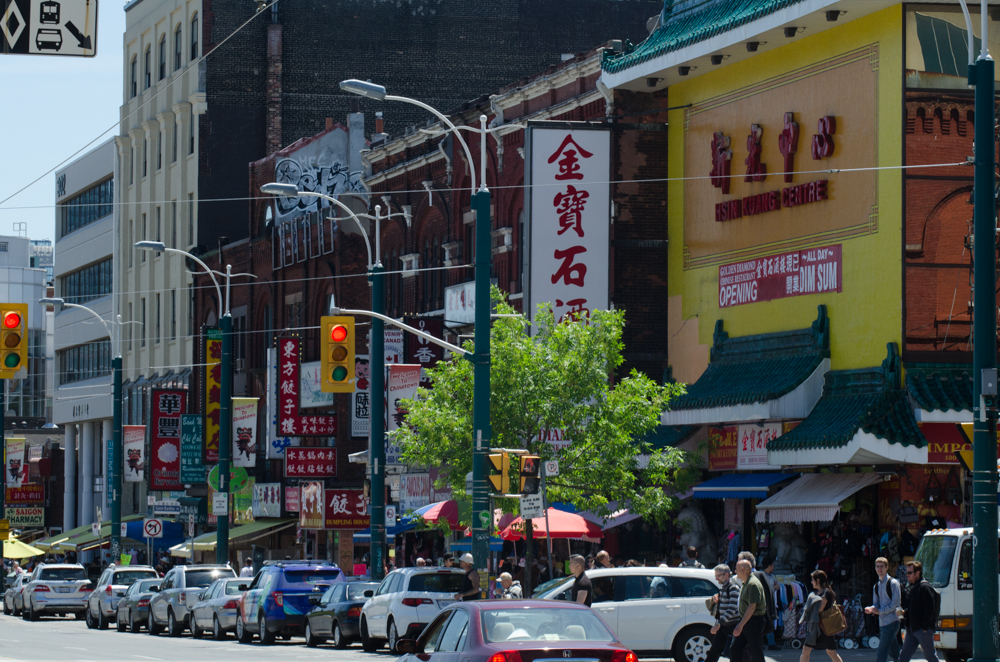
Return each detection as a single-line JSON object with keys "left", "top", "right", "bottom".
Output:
{"left": 57, "top": 587, "right": 71, "bottom": 593}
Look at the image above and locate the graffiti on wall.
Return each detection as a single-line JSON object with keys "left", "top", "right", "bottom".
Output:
{"left": 273, "top": 141, "right": 366, "bottom": 222}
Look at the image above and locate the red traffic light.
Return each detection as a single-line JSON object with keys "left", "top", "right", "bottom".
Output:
{"left": 330, "top": 324, "right": 348, "bottom": 342}
{"left": 3, "top": 312, "right": 20, "bottom": 329}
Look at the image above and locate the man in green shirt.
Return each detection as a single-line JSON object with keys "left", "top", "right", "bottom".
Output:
{"left": 729, "top": 559, "right": 766, "bottom": 662}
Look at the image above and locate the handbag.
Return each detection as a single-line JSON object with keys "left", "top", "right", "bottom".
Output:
{"left": 898, "top": 502, "right": 919, "bottom": 524}
{"left": 820, "top": 602, "right": 847, "bottom": 637}
{"left": 706, "top": 597, "right": 719, "bottom": 618}
{"left": 945, "top": 468, "right": 963, "bottom": 504}
{"left": 926, "top": 472, "right": 944, "bottom": 503}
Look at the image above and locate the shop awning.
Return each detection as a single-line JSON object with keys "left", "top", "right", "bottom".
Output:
{"left": 662, "top": 307, "right": 829, "bottom": 425}
{"left": 768, "top": 344, "right": 928, "bottom": 466}
{"left": 352, "top": 518, "right": 418, "bottom": 543}
{"left": 907, "top": 364, "right": 973, "bottom": 423}
{"left": 692, "top": 473, "right": 798, "bottom": 500}
{"left": 755, "top": 472, "right": 888, "bottom": 523}
{"left": 35, "top": 515, "right": 145, "bottom": 552}
{"left": 169, "top": 518, "right": 296, "bottom": 558}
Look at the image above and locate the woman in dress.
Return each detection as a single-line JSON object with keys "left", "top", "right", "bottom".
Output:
{"left": 799, "top": 570, "right": 845, "bottom": 662}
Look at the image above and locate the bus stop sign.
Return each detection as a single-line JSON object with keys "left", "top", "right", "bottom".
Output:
{"left": 1, "top": 0, "right": 98, "bottom": 57}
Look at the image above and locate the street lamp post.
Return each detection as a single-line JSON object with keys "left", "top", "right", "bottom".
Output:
{"left": 340, "top": 79, "right": 494, "bottom": 585}
{"left": 40, "top": 297, "right": 123, "bottom": 562}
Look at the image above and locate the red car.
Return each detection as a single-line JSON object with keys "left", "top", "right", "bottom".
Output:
{"left": 396, "top": 600, "right": 639, "bottom": 662}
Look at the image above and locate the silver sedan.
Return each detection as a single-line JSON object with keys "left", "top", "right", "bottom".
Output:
{"left": 3, "top": 574, "right": 26, "bottom": 616}
{"left": 190, "top": 578, "right": 250, "bottom": 640}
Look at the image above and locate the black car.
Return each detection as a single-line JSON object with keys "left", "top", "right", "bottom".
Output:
{"left": 304, "top": 581, "right": 379, "bottom": 648}
{"left": 116, "top": 579, "right": 161, "bottom": 633}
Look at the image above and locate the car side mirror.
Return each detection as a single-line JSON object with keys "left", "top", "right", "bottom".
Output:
{"left": 363, "top": 590, "right": 374, "bottom": 598}
{"left": 397, "top": 640, "right": 416, "bottom": 654}
{"left": 308, "top": 595, "right": 321, "bottom": 605}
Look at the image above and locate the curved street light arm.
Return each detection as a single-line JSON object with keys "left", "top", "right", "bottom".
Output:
{"left": 332, "top": 306, "right": 469, "bottom": 358}
{"left": 295, "top": 191, "right": 373, "bottom": 268}
{"left": 385, "top": 94, "right": 477, "bottom": 193}
{"left": 55, "top": 302, "right": 114, "bottom": 352}
{"left": 162, "top": 247, "right": 223, "bottom": 313}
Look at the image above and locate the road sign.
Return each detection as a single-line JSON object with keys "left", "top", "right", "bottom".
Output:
{"left": 212, "top": 492, "right": 228, "bottom": 515}
{"left": 544, "top": 460, "right": 559, "bottom": 478}
{"left": 142, "top": 518, "right": 163, "bottom": 539}
{"left": 120, "top": 523, "right": 127, "bottom": 537}
{"left": 385, "top": 505, "right": 397, "bottom": 527}
{"left": 90, "top": 522, "right": 99, "bottom": 536}
{"left": 519, "top": 494, "right": 544, "bottom": 519}
{"left": 0, "top": 0, "right": 98, "bottom": 57}
{"left": 0, "top": 518, "right": 8, "bottom": 541}
{"left": 153, "top": 499, "right": 181, "bottom": 515}
{"left": 187, "top": 514, "right": 195, "bottom": 538}
{"left": 147, "top": 495, "right": 156, "bottom": 506}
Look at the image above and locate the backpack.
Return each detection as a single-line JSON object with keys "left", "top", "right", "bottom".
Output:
{"left": 923, "top": 581, "right": 941, "bottom": 621}
{"left": 874, "top": 577, "right": 896, "bottom": 603}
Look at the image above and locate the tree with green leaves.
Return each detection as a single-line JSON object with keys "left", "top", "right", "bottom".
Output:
{"left": 393, "top": 287, "right": 694, "bottom": 526}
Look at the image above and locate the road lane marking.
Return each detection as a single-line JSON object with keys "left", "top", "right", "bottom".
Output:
{"left": 63, "top": 647, "right": 87, "bottom": 650}
{"left": 133, "top": 656, "right": 162, "bottom": 660}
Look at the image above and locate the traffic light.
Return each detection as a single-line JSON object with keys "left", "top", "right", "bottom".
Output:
{"left": 0, "top": 304, "right": 27, "bottom": 379}
{"left": 320, "top": 315, "right": 355, "bottom": 393}
{"left": 519, "top": 455, "right": 541, "bottom": 494}
{"left": 487, "top": 452, "right": 510, "bottom": 494}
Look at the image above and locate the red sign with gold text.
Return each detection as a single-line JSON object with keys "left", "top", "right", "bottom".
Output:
{"left": 204, "top": 328, "right": 221, "bottom": 463}
{"left": 324, "top": 489, "right": 369, "bottom": 529}
{"left": 708, "top": 426, "right": 738, "bottom": 471}
{"left": 6, "top": 484, "right": 43, "bottom": 503}
{"left": 719, "top": 244, "right": 842, "bottom": 308}
{"left": 922, "top": 423, "right": 970, "bottom": 464}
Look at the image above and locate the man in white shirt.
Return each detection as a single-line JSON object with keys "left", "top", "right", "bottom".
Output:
{"left": 239, "top": 557, "right": 254, "bottom": 578}
{"left": 864, "top": 557, "right": 901, "bottom": 662}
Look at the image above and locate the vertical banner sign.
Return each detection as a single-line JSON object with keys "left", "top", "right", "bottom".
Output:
{"left": 352, "top": 354, "right": 370, "bottom": 438}
{"left": 277, "top": 337, "right": 337, "bottom": 436}
{"left": 204, "top": 328, "right": 222, "bottom": 463}
{"left": 299, "top": 481, "right": 325, "bottom": 529}
{"left": 404, "top": 317, "right": 443, "bottom": 389}
{"left": 106, "top": 439, "right": 113, "bottom": 510}
{"left": 180, "top": 415, "right": 206, "bottom": 484}
{"left": 285, "top": 485, "right": 300, "bottom": 512}
{"left": 384, "top": 328, "right": 405, "bottom": 364}
{"left": 324, "top": 489, "right": 369, "bottom": 529}
{"left": 736, "top": 423, "right": 782, "bottom": 470}
{"left": 4, "top": 438, "right": 25, "bottom": 489}
{"left": 707, "top": 426, "right": 738, "bottom": 471}
{"left": 527, "top": 126, "right": 611, "bottom": 327}
{"left": 123, "top": 426, "right": 146, "bottom": 482}
{"left": 385, "top": 364, "right": 421, "bottom": 465}
{"left": 231, "top": 397, "right": 259, "bottom": 468}
{"left": 150, "top": 389, "right": 186, "bottom": 490}
{"left": 252, "top": 483, "right": 281, "bottom": 518}
{"left": 266, "top": 347, "right": 296, "bottom": 459}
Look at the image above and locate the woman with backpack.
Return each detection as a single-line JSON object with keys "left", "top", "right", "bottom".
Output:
{"left": 798, "top": 570, "right": 845, "bottom": 662}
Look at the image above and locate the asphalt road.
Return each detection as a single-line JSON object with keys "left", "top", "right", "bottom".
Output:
{"left": 0, "top": 614, "right": 931, "bottom": 662}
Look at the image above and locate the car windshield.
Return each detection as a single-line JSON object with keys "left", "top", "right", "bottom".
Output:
{"left": 283, "top": 570, "right": 342, "bottom": 586}
{"left": 114, "top": 570, "right": 158, "bottom": 586}
{"left": 407, "top": 573, "right": 466, "bottom": 593}
{"left": 39, "top": 567, "right": 87, "bottom": 581}
{"left": 347, "top": 582, "right": 380, "bottom": 600}
{"left": 914, "top": 535, "right": 959, "bottom": 588}
{"left": 186, "top": 569, "right": 234, "bottom": 588}
{"left": 136, "top": 579, "right": 160, "bottom": 593}
{"left": 225, "top": 582, "right": 248, "bottom": 596}
{"left": 481, "top": 607, "right": 615, "bottom": 643}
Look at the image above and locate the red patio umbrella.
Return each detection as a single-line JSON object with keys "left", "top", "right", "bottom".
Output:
{"left": 500, "top": 508, "right": 604, "bottom": 541}
{"left": 414, "top": 500, "right": 470, "bottom": 530}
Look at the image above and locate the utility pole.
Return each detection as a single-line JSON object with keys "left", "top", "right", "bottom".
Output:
{"left": 970, "top": 6, "right": 999, "bottom": 662}
{"left": 369, "top": 262, "right": 386, "bottom": 581}
{"left": 216, "top": 269, "right": 234, "bottom": 565}
{"left": 110, "top": 355, "right": 122, "bottom": 562}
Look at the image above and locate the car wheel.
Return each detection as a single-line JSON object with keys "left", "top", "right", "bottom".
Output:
{"left": 148, "top": 613, "right": 162, "bottom": 636}
{"left": 258, "top": 613, "right": 275, "bottom": 646}
{"left": 85, "top": 605, "right": 96, "bottom": 629}
{"left": 130, "top": 611, "right": 140, "bottom": 633}
{"left": 305, "top": 620, "right": 319, "bottom": 648}
{"left": 3, "top": 599, "right": 10, "bottom": 616}
{"left": 28, "top": 603, "right": 38, "bottom": 622}
{"left": 117, "top": 610, "right": 127, "bottom": 632}
{"left": 236, "top": 612, "right": 253, "bottom": 644}
{"left": 674, "top": 626, "right": 713, "bottom": 662}
{"left": 213, "top": 615, "right": 226, "bottom": 640}
{"left": 98, "top": 609, "right": 110, "bottom": 630}
{"left": 192, "top": 618, "right": 203, "bottom": 639}
{"left": 167, "top": 609, "right": 183, "bottom": 637}
{"left": 360, "top": 617, "right": 380, "bottom": 652}
{"left": 332, "top": 620, "right": 346, "bottom": 649}
{"left": 387, "top": 619, "right": 399, "bottom": 653}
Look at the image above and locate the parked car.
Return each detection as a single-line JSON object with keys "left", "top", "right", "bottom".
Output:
{"left": 535, "top": 566, "right": 719, "bottom": 662}
{"left": 394, "top": 600, "right": 639, "bottom": 662}
{"left": 189, "top": 577, "right": 250, "bottom": 640}
{"left": 360, "top": 566, "right": 467, "bottom": 653}
{"left": 20, "top": 563, "right": 92, "bottom": 621}
{"left": 235, "top": 562, "right": 345, "bottom": 645}
{"left": 304, "top": 580, "right": 379, "bottom": 648}
{"left": 86, "top": 565, "right": 159, "bottom": 630}
{"left": 3, "top": 574, "right": 26, "bottom": 615}
{"left": 115, "top": 578, "right": 161, "bottom": 632}
{"left": 147, "top": 564, "right": 236, "bottom": 636}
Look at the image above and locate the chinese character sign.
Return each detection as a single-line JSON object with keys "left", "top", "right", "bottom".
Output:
{"left": 285, "top": 447, "right": 337, "bottom": 478}
{"left": 736, "top": 423, "right": 782, "bottom": 470}
{"left": 299, "top": 481, "right": 325, "bottom": 529}
{"left": 205, "top": 328, "right": 222, "bottom": 463}
{"left": 719, "top": 244, "right": 842, "bottom": 308}
{"left": 404, "top": 317, "right": 443, "bottom": 389}
{"left": 324, "top": 489, "right": 369, "bottom": 529}
{"left": 528, "top": 128, "right": 610, "bottom": 328}
{"left": 277, "top": 338, "right": 338, "bottom": 437}
{"left": 266, "top": 347, "right": 298, "bottom": 459}
{"left": 352, "top": 354, "right": 370, "bottom": 438}
{"left": 253, "top": 482, "right": 282, "bottom": 518}
{"left": 4, "top": 438, "right": 26, "bottom": 489}
{"left": 285, "top": 485, "right": 300, "bottom": 512}
{"left": 151, "top": 389, "right": 186, "bottom": 490}
{"left": 123, "top": 426, "right": 145, "bottom": 483}
{"left": 180, "top": 415, "right": 206, "bottom": 484}
{"left": 231, "top": 397, "right": 259, "bottom": 468}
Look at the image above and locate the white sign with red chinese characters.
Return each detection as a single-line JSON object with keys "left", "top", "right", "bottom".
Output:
{"left": 528, "top": 127, "right": 610, "bottom": 327}
{"left": 736, "top": 423, "right": 782, "bottom": 470}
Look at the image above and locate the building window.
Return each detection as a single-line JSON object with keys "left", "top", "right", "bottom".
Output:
{"left": 130, "top": 55, "right": 137, "bottom": 98}
{"left": 143, "top": 139, "right": 147, "bottom": 177}
{"left": 171, "top": 290, "right": 177, "bottom": 340}
{"left": 144, "top": 45, "right": 151, "bottom": 89}
{"left": 174, "top": 24, "right": 182, "bottom": 71}
{"left": 189, "top": 106, "right": 195, "bottom": 154}
{"left": 157, "top": 131, "right": 162, "bottom": 170}
{"left": 190, "top": 13, "right": 198, "bottom": 61}
{"left": 141, "top": 298, "right": 146, "bottom": 347}
{"left": 188, "top": 193, "right": 194, "bottom": 244}
{"left": 60, "top": 178, "right": 113, "bottom": 236}
{"left": 158, "top": 34, "right": 166, "bottom": 80}
{"left": 128, "top": 220, "right": 133, "bottom": 268}
{"left": 172, "top": 119, "right": 178, "bottom": 162}
{"left": 156, "top": 206, "right": 161, "bottom": 243}
{"left": 171, "top": 201, "right": 177, "bottom": 248}
{"left": 517, "top": 210, "right": 524, "bottom": 293}
{"left": 128, "top": 303, "right": 133, "bottom": 350}
{"left": 155, "top": 293, "right": 161, "bottom": 344}
{"left": 59, "top": 258, "right": 113, "bottom": 305}
{"left": 141, "top": 213, "right": 147, "bottom": 262}
{"left": 58, "top": 339, "right": 111, "bottom": 385}
{"left": 129, "top": 146, "right": 134, "bottom": 184}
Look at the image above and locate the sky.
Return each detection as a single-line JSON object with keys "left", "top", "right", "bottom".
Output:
{"left": 0, "top": 0, "right": 125, "bottom": 244}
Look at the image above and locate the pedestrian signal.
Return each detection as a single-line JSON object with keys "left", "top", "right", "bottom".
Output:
{"left": 321, "top": 316, "right": 355, "bottom": 393}
{"left": 487, "top": 452, "right": 510, "bottom": 494}
{"left": 0, "top": 304, "right": 27, "bottom": 378}
{"left": 519, "top": 455, "right": 541, "bottom": 494}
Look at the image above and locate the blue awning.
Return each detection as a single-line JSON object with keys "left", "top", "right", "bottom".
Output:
{"left": 692, "top": 473, "right": 799, "bottom": 500}
{"left": 450, "top": 538, "right": 504, "bottom": 552}
{"left": 353, "top": 518, "right": 417, "bottom": 543}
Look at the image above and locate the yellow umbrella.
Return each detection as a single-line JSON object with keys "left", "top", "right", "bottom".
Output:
{"left": 4, "top": 537, "right": 45, "bottom": 559}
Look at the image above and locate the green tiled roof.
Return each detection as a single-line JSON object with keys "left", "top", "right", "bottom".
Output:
{"left": 602, "top": 0, "right": 808, "bottom": 75}
{"left": 906, "top": 363, "right": 973, "bottom": 413}
{"left": 643, "top": 424, "right": 698, "bottom": 450}
{"left": 769, "top": 344, "right": 927, "bottom": 452}
{"left": 671, "top": 305, "right": 829, "bottom": 411}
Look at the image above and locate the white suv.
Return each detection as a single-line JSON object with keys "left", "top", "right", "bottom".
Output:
{"left": 536, "top": 566, "right": 719, "bottom": 662}
{"left": 359, "top": 567, "right": 467, "bottom": 653}
{"left": 21, "top": 563, "right": 92, "bottom": 621}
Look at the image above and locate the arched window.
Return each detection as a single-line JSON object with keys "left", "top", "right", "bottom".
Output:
{"left": 174, "top": 24, "right": 182, "bottom": 71}
{"left": 130, "top": 55, "right": 137, "bottom": 98}
{"left": 144, "top": 45, "right": 151, "bottom": 89}
{"left": 190, "top": 13, "right": 199, "bottom": 61}
{"left": 158, "top": 35, "right": 166, "bottom": 80}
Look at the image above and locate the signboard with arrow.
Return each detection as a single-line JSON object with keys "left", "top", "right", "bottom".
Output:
{"left": 1, "top": 0, "right": 97, "bottom": 57}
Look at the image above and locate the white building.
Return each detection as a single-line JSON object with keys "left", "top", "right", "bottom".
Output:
{"left": 53, "top": 138, "right": 119, "bottom": 536}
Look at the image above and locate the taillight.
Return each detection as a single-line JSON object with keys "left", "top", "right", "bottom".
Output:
{"left": 106, "top": 586, "right": 113, "bottom": 596}
{"left": 180, "top": 592, "right": 186, "bottom": 603}
{"left": 223, "top": 600, "right": 238, "bottom": 610}
{"left": 80, "top": 586, "right": 93, "bottom": 592}
{"left": 33, "top": 585, "right": 51, "bottom": 593}
{"left": 138, "top": 599, "right": 149, "bottom": 608}
{"left": 611, "top": 651, "right": 639, "bottom": 662}
{"left": 347, "top": 607, "right": 362, "bottom": 618}
{"left": 273, "top": 592, "right": 283, "bottom": 607}
{"left": 488, "top": 652, "right": 523, "bottom": 662}
{"left": 401, "top": 597, "right": 433, "bottom": 607}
